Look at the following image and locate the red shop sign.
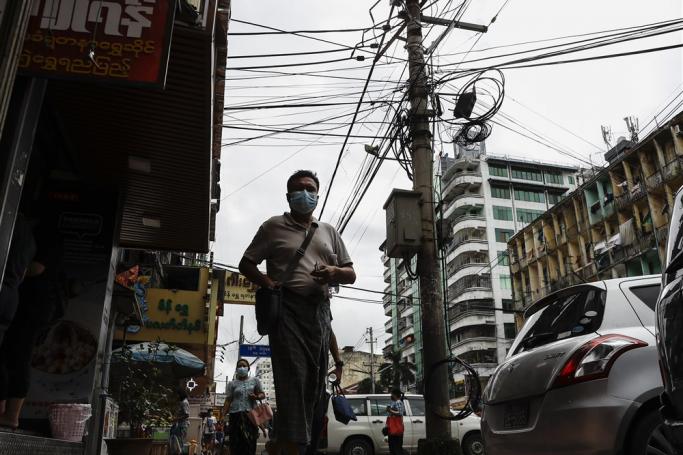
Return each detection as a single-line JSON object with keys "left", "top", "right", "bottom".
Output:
{"left": 19, "top": 0, "right": 176, "bottom": 88}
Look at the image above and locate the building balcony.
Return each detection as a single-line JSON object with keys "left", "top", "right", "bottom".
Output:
{"left": 399, "top": 324, "right": 415, "bottom": 340}
{"left": 449, "top": 310, "right": 496, "bottom": 333}
{"left": 383, "top": 267, "right": 391, "bottom": 283}
{"left": 444, "top": 194, "right": 485, "bottom": 221}
{"left": 443, "top": 155, "right": 481, "bottom": 181}
{"left": 448, "top": 278, "right": 494, "bottom": 304}
{"left": 451, "top": 337, "right": 498, "bottom": 358}
{"left": 448, "top": 262, "right": 490, "bottom": 286}
{"left": 385, "top": 320, "right": 393, "bottom": 334}
{"left": 383, "top": 344, "right": 393, "bottom": 356}
{"left": 646, "top": 171, "right": 664, "bottom": 192}
{"left": 662, "top": 156, "right": 683, "bottom": 182}
{"left": 577, "top": 262, "right": 598, "bottom": 281}
{"left": 384, "top": 300, "right": 392, "bottom": 317}
{"left": 446, "top": 237, "right": 488, "bottom": 263}
{"left": 450, "top": 214, "right": 487, "bottom": 234}
{"left": 442, "top": 172, "right": 483, "bottom": 202}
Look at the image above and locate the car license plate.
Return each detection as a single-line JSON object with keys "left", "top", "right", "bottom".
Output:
{"left": 503, "top": 402, "right": 529, "bottom": 429}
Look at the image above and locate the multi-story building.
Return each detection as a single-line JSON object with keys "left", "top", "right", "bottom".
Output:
{"left": 382, "top": 142, "right": 580, "bottom": 390}
{"left": 381, "top": 247, "right": 423, "bottom": 390}
{"left": 254, "top": 359, "right": 277, "bottom": 408}
{"left": 334, "top": 346, "right": 386, "bottom": 391}
{"left": 508, "top": 111, "right": 683, "bottom": 320}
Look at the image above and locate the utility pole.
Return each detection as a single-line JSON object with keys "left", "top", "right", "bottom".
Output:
{"left": 367, "top": 327, "right": 376, "bottom": 393}
{"left": 404, "top": 0, "right": 457, "bottom": 451}
{"left": 239, "top": 315, "right": 245, "bottom": 345}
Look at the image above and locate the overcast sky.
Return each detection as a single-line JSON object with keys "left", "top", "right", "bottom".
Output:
{"left": 213, "top": 0, "right": 683, "bottom": 384}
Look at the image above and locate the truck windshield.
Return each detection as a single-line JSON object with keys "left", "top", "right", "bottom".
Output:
{"left": 514, "top": 288, "right": 606, "bottom": 355}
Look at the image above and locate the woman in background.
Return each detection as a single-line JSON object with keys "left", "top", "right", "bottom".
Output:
{"left": 224, "top": 359, "right": 264, "bottom": 455}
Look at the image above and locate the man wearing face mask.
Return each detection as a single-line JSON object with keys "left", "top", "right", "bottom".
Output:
{"left": 240, "top": 170, "right": 356, "bottom": 455}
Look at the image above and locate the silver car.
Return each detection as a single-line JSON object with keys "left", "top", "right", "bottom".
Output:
{"left": 481, "top": 276, "right": 675, "bottom": 455}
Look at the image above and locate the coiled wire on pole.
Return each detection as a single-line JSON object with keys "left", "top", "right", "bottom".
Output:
{"left": 423, "top": 355, "right": 482, "bottom": 421}
{"left": 441, "top": 69, "right": 505, "bottom": 145}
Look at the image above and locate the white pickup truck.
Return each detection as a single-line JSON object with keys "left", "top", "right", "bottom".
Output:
{"left": 321, "top": 393, "right": 484, "bottom": 455}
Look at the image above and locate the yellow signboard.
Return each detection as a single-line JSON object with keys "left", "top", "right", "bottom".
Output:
{"left": 224, "top": 272, "right": 257, "bottom": 305}
{"left": 116, "top": 268, "right": 210, "bottom": 344}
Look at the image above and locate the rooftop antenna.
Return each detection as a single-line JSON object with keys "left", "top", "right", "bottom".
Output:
{"left": 624, "top": 116, "right": 639, "bottom": 142}
{"left": 601, "top": 125, "right": 613, "bottom": 150}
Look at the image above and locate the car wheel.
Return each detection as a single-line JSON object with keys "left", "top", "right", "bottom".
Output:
{"left": 462, "top": 432, "right": 485, "bottom": 455}
{"left": 627, "top": 410, "right": 677, "bottom": 455}
{"left": 343, "top": 437, "right": 374, "bottom": 455}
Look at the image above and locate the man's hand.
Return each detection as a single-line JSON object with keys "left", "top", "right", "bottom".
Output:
{"left": 249, "top": 392, "right": 258, "bottom": 400}
{"left": 263, "top": 276, "right": 280, "bottom": 290}
{"left": 333, "top": 364, "right": 343, "bottom": 384}
{"left": 311, "top": 264, "right": 337, "bottom": 284}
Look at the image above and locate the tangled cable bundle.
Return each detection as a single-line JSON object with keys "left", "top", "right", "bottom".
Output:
{"left": 449, "top": 69, "right": 505, "bottom": 145}
{"left": 424, "top": 355, "right": 482, "bottom": 421}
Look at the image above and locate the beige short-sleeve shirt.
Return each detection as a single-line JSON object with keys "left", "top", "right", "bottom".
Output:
{"left": 243, "top": 213, "right": 353, "bottom": 297}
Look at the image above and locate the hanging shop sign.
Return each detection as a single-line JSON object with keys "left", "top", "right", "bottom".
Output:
{"left": 118, "top": 287, "right": 206, "bottom": 344}
{"left": 224, "top": 272, "right": 257, "bottom": 305}
{"left": 19, "top": 0, "right": 176, "bottom": 87}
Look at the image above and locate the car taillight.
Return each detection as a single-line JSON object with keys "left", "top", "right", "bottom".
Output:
{"left": 553, "top": 334, "right": 647, "bottom": 388}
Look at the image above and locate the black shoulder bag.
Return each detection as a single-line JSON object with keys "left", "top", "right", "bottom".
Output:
{"left": 254, "top": 223, "right": 318, "bottom": 336}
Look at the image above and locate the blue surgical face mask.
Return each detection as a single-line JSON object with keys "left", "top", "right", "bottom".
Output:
{"left": 237, "top": 367, "right": 248, "bottom": 378}
{"left": 287, "top": 190, "right": 318, "bottom": 214}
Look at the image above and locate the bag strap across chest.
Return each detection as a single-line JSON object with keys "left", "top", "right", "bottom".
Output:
{"left": 280, "top": 222, "right": 318, "bottom": 286}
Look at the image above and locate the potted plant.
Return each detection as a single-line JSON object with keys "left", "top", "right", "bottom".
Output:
{"left": 106, "top": 342, "right": 176, "bottom": 455}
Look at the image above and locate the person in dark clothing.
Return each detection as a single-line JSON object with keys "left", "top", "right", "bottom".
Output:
{"left": 0, "top": 219, "right": 64, "bottom": 429}
{"left": 0, "top": 214, "right": 36, "bottom": 347}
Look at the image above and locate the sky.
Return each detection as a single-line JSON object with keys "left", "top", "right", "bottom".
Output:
{"left": 212, "top": 0, "right": 683, "bottom": 384}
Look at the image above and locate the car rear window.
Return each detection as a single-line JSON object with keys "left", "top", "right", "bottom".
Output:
{"left": 515, "top": 288, "right": 606, "bottom": 354}
{"left": 346, "top": 398, "right": 367, "bottom": 416}
{"left": 629, "top": 284, "right": 661, "bottom": 311}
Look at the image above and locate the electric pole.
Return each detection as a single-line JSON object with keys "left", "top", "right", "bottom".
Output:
{"left": 404, "top": 0, "right": 453, "bottom": 448}
{"left": 239, "top": 315, "right": 245, "bottom": 345}
{"left": 367, "top": 327, "right": 376, "bottom": 393}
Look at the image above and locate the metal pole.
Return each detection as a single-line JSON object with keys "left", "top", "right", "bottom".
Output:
{"left": 368, "top": 327, "right": 375, "bottom": 393}
{"left": 239, "top": 315, "right": 245, "bottom": 345}
{"left": 404, "top": 0, "right": 452, "bottom": 443}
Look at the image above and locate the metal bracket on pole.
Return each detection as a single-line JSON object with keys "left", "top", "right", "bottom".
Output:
{"left": 422, "top": 15, "right": 488, "bottom": 56}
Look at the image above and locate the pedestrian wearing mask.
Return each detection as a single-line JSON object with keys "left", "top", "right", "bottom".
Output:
{"left": 240, "top": 170, "right": 356, "bottom": 455}
{"left": 387, "top": 389, "right": 405, "bottom": 455}
{"left": 224, "top": 359, "right": 264, "bottom": 455}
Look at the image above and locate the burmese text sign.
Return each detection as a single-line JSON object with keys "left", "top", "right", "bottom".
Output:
{"left": 224, "top": 272, "right": 256, "bottom": 305}
{"left": 19, "top": 0, "right": 176, "bottom": 87}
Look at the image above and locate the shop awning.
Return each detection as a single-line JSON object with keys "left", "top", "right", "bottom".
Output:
{"left": 44, "top": 23, "right": 225, "bottom": 253}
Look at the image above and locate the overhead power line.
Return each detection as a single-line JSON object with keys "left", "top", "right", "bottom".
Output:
{"left": 229, "top": 26, "right": 381, "bottom": 36}
{"left": 228, "top": 56, "right": 362, "bottom": 71}
{"left": 222, "top": 124, "right": 398, "bottom": 140}
{"left": 228, "top": 48, "right": 367, "bottom": 59}
{"left": 230, "top": 18, "right": 384, "bottom": 57}
{"left": 224, "top": 100, "right": 394, "bottom": 111}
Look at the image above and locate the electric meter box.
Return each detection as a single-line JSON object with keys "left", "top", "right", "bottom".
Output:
{"left": 383, "top": 189, "right": 422, "bottom": 258}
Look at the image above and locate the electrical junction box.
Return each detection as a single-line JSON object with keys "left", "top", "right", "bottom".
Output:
{"left": 383, "top": 189, "right": 422, "bottom": 258}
